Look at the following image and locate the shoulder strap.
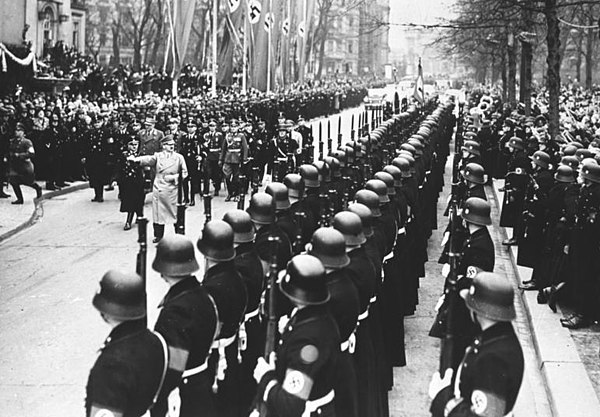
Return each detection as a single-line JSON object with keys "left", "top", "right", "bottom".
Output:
{"left": 150, "top": 330, "right": 170, "bottom": 407}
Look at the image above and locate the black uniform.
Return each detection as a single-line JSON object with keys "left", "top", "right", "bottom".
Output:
{"left": 431, "top": 322, "right": 525, "bottom": 417}
{"left": 116, "top": 148, "right": 145, "bottom": 216}
{"left": 203, "top": 130, "right": 224, "bottom": 194}
{"left": 86, "top": 319, "right": 165, "bottom": 417}
{"left": 256, "top": 305, "right": 341, "bottom": 417}
{"left": 152, "top": 277, "right": 218, "bottom": 417}
{"left": 82, "top": 128, "right": 112, "bottom": 199}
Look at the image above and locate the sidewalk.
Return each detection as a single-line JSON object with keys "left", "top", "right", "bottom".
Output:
{"left": 490, "top": 179, "right": 600, "bottom": 417}
{"left": 0, "top": 181, "right": 88, "bottom": 242}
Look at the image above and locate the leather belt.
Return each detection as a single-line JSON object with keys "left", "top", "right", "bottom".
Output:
{"left": 245, "top": 308, "right": 259, "bottom": 322}
{"left": 358, "top": 309, "right": 369, "bottom": 321}
{"left": 182, "top": 359, "right": 209, "bottom": 378}
{"left": 302, "top": 390, "right": 335, "bottom": 417}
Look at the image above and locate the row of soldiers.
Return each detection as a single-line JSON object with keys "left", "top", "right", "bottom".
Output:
{"left": 86, "top": 96, "right": 459, "bottom": 417}
{"left": 0, "top": 81, "right": 368, "bottom": 200}
{"left": 447, "top": 91, "right": 600, "bottom": 331}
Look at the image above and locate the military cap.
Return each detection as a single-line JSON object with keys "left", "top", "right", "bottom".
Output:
{"left": 222, "top": 210, "right": 255, "bottom": 243}
{"left": 462, "top": 140, "right": 481, "bottom": 156}
{"left": 153, "top": 235, "right": 200, "bottom": 276}
{"left": 554, "top": 165, "right": 576, "bottom": 183}
{"left": 332, "top": 211, "right": 366, "bottom": 247}
{"left": 462, "top": 162, "right": 485, "bottom": 185}
{"left": 299, "top": 164, "right": 320, "bottom": 188}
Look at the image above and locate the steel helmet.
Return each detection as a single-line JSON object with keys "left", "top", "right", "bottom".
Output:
{"left": 461, "top": 162, "right": 485, "bottom": 185}
{"left": 299, "top": 164, "right": 320, "bottom": 188}
{"left": 554, "top": 165, "right": 576, "bottom": 183}
{"left": 152, "top": 234, "right": 200, "bottom": 276}
{"left": 347, "top": 203, "right": 374, "bottom": 237}
{"left": 354, "top": 189, "right": 381, "bottom": 217}
{"left": 465, "top": 272, "right": 516, "bottom": 321}
{"left": 222, "top": 209, "right": 255, "bottom": 243}
{"left": 374, "top": 171, "right": 396, "bottom": 196}
{"left": 266, "top": 182, "right": 291, "bottom": 211}
{"left": 196, "top": 220, "right": 236, "bottom": 261}
{"left": 283, "top": 173, "right": 304, "bottom": 199}
{"left": 280, "top": 254, "right": 330, "bottom": 305}
{"left": 92, "top": 270, "right": 146, "bottom": 320}
{"left": 332, "top": 211, "right": 366, "bottom": 247}
{"left": 247, "top": 192, "right": 276, "bottom": 224}
{"left": 461, "top": 197, "right": 492, "bottom": 226}
{"left": 365, "top": 179, "right": 390, "bottom": 204}
{"left": 307, "top": 227, "right": 351, "bottom": 269}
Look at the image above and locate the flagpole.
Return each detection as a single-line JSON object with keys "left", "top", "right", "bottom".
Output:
{"left": 211, "top": 0, "right": 218, "bottom": 97}
{"left": 242, "top": 0, "right": 248, "bottom": 95}
{"left": 266, "top": 0, "right": 272, "bottom": 92}
{"left": 299, "top": 0, "right": 307, "bottom": 83}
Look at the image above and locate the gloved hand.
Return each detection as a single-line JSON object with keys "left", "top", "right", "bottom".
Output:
{"left": 254, "top": 351, "right": 276, "bottom": 383}
{"left": 428, "top": 368, "right": 453, "bottom": 399}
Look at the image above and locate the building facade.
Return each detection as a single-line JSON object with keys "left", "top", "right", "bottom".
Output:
{"left": 0, "top": 0, "right": 86, "bottom": 56}
{"left": 322, "top": 0, "right": 360, "bottom": 76}
{"left": 358, "top": 0, "right": 390, "bottom": 77}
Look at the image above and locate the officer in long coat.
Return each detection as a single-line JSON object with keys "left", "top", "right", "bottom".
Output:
{"left": 137, "top": 117, "right": 163, "bottom": 192}
{"left": 82, "top": 117, "right": 112, "bottom": 202}
{"left": 86, "top": 270, "right": 165, "bottom": 417}
{"left": 132, "top": 135, "right": 188, "bottom": 243}
{"left": 253, "top": 255, "right": 341, "bottom": 417}
{"left": 429, "top": 272, "right": 524, "bottom": 417}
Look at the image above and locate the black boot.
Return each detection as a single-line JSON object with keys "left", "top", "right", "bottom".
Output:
{"left": 153, "top": 223, "right": 165, "bottom": 243}
{"left": 124, "top": 212, "right": 135, "bottom": 230}
{"left": 10, "top": 183, "right": 24, "bottom": 204}
{"left": 92, "top": 186, "right": 104, "bottom": 202}
{"left": 33, "top": 183, "right": 43, "bottom": 199}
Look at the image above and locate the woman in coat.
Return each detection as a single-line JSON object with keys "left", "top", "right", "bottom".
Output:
{"left": 131, "top": 135, "right": 187, "bottom": 242}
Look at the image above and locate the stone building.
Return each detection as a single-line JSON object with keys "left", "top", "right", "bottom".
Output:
{"left": 0, "top": 0, "right": 86, "bottom": 56}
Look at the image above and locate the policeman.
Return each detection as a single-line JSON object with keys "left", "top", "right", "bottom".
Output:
{"left": 429, "top": 272, "right": 524, "bottom": 417}
{"left": 461, "top": 162, "right": 487, "bottom": 201}
{"left": 86, "top": 270, "right": 165, "bottom": 417}
{"left": 307, "top": 227, "right": 360, "bottom": 417}
{"left": 203, "top": 120, "right": 224, "bottom": 196}
{"left": 253, "top": 254, "right": 340, "bottom": 417}
{"left": 197, "top": 220, "right": 248, "bottom": 416}
{"left": 151, "top": 235, "right": 219, "bottom": 417}
{"left": 222, "top": 210, "right": 263, "bottom": 412}
{"left": 299, "top": 164, "right": 322, "bottom": 228}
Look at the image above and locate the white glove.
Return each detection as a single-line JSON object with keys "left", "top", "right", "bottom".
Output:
{"left": 441, "top": 263, "right": 451, "bottom": 278}
{"left": 253, "top": 351, "right": 276, "bottom": 383}
{"left": 434, "top": 293, "right": 446, "bottom": 313}
{"left": 278, "top": 315, "right": 290, "bottom": 334}
{"left": 428, "top": 368, "right": 453, "bottom": 399}
{"left": 441, "top": 231, "right": 450, "bottom": 247}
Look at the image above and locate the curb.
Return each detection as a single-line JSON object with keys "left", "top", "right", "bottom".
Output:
{"left": 0, "top": 182, "right": 88, "bottom": 243}
{"left": 490, "top": 179, "right": 600, "bottom": 417}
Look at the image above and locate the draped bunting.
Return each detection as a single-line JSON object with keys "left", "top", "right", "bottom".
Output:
{"left": 0, "top": 43, "right": 37, "bottom": 73}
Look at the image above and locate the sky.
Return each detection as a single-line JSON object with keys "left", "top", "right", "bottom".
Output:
{"left": 388, "top": 0, "right": 454, "bottom": 53}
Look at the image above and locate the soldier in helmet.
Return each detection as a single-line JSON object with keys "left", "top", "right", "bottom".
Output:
{"left": 284, "top": 173, "right": 317, "bottom": 250}
{"left": 247, "top": 192, "right": 292, "bottom": 272}
{"left": 222, "top": 209, "right": 263, "bottom": 412}
{"left": 253, "top": 254, "right": 340, "bottom": 417}
{"left": 429, "top": 272, "right": 524, "bottom": 417}
{"left": 561, "top": 162, "right": 600, "bottom": 329}
{"left": 86, "top": 270, "right": 166, "bottom": 417}
{"left": 266, "top": 182, "right": 296, "bottom": 244}
{"left": 331, "top": 211, "right": 382, "bottom": 417}
{"left": 307, "top": 227, "right": 360, "bottom": 417}
{"left": 196, "top": 220, "right": 248, "bottom": 417}
{"left": 150, "top": 235, "right": 219, "bottom": 417}
{"left": 431, "top": 197, "right": 495, "bottom": 370}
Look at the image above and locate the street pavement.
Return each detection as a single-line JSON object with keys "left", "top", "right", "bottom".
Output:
{"left": 0, "top": 105, "right": 554, "bottom": 417}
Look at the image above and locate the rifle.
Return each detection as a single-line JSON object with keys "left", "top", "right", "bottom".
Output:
{"left": 318, "top": 191, "right": 330, "bottom": 227}
{"left": 176, "top": 166, "right": 186, "bottom": 235}
{"left": 251, "top": 167, "right": 260, "bottom": 195}
{"left": 237, "top": 173, "right": 247, "bottom": 209}
{"left": 337, "top": 115, "right": 343, "bottom": 149}
{"left": 293, "top": 211, "right": 307, "bottom": 254}
{"left": 327, "top": 120, "right": 332, "bottom": 156}
{"left": 318, "top": 122, "right": 324, "bottom": 160}
{"left": 254, "top": 235, "right": 280, "bottom": 417}
{"left": 136, "top": 213, "right": 148, "bottom": 326}
{"left": 203, "top": 194, "right": 212, "bottom": 224}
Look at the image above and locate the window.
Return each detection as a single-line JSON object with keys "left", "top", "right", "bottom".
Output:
{"left": 72, "top": 21, "right": 80, "bottom": 51}
{"left": 348, "top": 17, "right": 354, "bottom": 27}
{"left": 348, "top": 41, "right": 353, "bottom": 53}
{"left": 42, "top": 7, "right": 54, "bottom": 42}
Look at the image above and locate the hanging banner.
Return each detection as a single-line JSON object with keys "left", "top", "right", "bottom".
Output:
{"left": 228, "top": 0, "right": 241, "bottom": 13}
{"left": 218, "top": 0, "right": 244, "bottom": 86}
{"left": 248, "top": 0, "right": 261, "bottom": 24}
{"left": 264, "top": 12, "right": 273, "bottom": 33}
{"left": 282, "top": 18, "right": 290, "bottom": 36}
